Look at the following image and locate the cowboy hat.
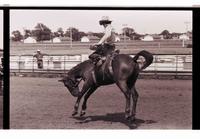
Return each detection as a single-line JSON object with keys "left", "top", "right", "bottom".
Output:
{"left": 99, "top": 16, "right": 112, "bottom": 25}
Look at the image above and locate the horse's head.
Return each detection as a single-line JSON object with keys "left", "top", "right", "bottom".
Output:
{"left": 59, "top": 75, "right": 80, "bottom": 97}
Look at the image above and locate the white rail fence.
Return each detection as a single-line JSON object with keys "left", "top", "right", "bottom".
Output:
{"left": 10, "top": 54, "right": 192, "bottom": 76}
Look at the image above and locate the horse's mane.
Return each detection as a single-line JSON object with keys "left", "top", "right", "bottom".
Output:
{"left": 68, "top": 60, "right": 92, "bottom": 75}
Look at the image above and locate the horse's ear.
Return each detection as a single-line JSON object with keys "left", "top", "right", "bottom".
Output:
{"left": 58, "top": 75, "right": 69, "bottom": 82}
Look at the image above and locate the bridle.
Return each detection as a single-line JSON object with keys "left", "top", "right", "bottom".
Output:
{"left": 68, "top": 77, "right": 82, "bottom": 88}
{"left": 73, "top": 78, "right": 83, "bottom": 88}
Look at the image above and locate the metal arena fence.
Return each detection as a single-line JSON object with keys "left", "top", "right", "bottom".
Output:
{"left": 10, "top": 54, "right": 192, "bottom": 77}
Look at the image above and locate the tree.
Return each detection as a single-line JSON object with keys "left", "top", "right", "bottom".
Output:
{"left": 23, "top": 29, "right": 32, "bottom": 39}
{"left": 79, "top": 31, "right": 87, "bottom": 38}
{"left": 32, "top": 23, "right": 52, "bottom": 42}
{"left": 92, "top": 32, "right": 104, "bottom": 38}
{"left": 171, "top": 32, "right": 181, "bottom": 38}
{"left": 122, "top": 27, "right": 135, "bottom": 39}
{"left": 132, "top": 32, "right": 142, "bottom": 40}
{"left": 65, "top": 27, "right": 81, "bottom": 41}
{"left": 160, "top": 30, "right": 172, "bottom": 39}
{"left": 11, "top": 30, "right": 23, "bottom": 42}
{"left": 160, "top": 30, "right": 170, "bottom": 36}
{"left": 56, "top": 27, "right": 64, "bottom": 37}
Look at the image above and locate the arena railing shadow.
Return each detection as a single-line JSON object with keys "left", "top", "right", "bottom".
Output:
{"left": 71, "top": 112, "right": 157, "bottom": 129}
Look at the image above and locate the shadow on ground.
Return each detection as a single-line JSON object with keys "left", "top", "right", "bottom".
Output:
{"left": 72, "top": 112, "right": 156, "bottom": 129}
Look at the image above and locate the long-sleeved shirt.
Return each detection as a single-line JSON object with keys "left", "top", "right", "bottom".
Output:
{"left": 98, "top": 24, "right": 115, "bottom": 44}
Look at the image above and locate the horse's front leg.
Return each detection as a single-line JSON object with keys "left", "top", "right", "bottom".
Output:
{"left": 80, "top": 86, "right": 97, "bottom": 116}
{"left": 72, "top": 93, "right": 85, "bottom": 116}
{"left": 73, "top": 79, "right": 93, "bottom": 117}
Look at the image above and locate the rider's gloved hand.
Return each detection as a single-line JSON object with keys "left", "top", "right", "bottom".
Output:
{"left": 89, "top": 45, "right": 96, "bottom": 50}
{"left": 90, "top": 43, "right": 101, "bottom": 50}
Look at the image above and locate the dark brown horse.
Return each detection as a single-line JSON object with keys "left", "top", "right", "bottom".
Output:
{"left": 59, "top": 50, "right": 153, "bottom": 125}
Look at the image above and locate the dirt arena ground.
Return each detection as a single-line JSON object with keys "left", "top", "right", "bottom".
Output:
{"left": 10, "top": 76, "right": 192, "bottom": 129}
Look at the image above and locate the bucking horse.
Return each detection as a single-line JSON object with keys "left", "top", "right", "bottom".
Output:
{"left": 59, "top": 49, "right": 153, "bottom": 126}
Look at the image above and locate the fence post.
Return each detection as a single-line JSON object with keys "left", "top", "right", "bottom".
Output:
{"left": 182, "top": 39, "right": 185, "bottom": 47}
{"left": 154, "top": 55, "right": 157, "bottom": 79}
{"left": 64, "top": 55, "right": 66, "bottom": 74}
{"left": 47, "top": 55, "right": 49, "bottom": 73}
{"left": 175, "top": 53, "right": 178, "bottom": 79}
{"left": 32, "top": 56, "right": 34, "bottom": 73}
{"left": 18, "top": 55, "right": 21, "bottom": 73}
{"left": 158, "top": 42, "right": 160, "bottom": 49}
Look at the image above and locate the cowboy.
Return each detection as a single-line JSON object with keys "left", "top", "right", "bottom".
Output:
{"left": 89, "top": 16, "right": 116, "bottom": 66}
{"left": 33, "top": 50, "right": 48, "bottom": 69}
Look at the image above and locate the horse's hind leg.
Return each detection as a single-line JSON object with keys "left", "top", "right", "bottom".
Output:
{"left": 116, "top": 80, "right": 131, "bottom": 120}
{"left": 130, "top": 87, "right": 139, "bottom": 122}
{"left": 80, "top": 86, "right": 97, "bottom": 116}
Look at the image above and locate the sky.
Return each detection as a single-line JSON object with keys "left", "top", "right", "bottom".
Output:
{"left": 10, "top": 10, "right": 192, "bottom": 35}
{"left": 0, "top": 10, "right": 3, "bottom": 49}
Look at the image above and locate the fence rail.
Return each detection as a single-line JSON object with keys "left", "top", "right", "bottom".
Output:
{"left": 10, "top": 54, "right": 192, "bottom": 77}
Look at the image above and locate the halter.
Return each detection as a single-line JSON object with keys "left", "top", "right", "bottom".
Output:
{"left": 68, "top": 77, "right": 82, "bottom": 88}
{"left": 73, "top": 78, "right": 83, "bottom": 88}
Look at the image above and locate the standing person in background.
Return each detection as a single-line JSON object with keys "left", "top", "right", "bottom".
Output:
{"left": 33, "top": 50, "right": 48, "bottom": 69}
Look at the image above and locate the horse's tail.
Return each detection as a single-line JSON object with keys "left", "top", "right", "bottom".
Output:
{"left": 133, "top": 50, "right": 153, "bottom": 70}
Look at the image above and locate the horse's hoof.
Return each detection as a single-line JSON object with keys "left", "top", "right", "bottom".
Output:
{"left": 129, "top": 123, "right": 137, "bottom": 129}
{"left": 80, "top": 111, "right": 86, "bottom": 117}
{"left": 129, "top": 116, "right": 136, "bottom": 123}
{"left": 125, "top": 115, "right": 131, "bottom": 120}
{"left": 72, "top": 111, "right": 78, "bottom": 116}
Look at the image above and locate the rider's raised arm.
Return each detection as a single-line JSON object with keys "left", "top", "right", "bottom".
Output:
{"left": 97, "top": 25, "right": 112, "bottom": 45}
{"left": 42, "top": 53, "right": 49, "bottom": 56}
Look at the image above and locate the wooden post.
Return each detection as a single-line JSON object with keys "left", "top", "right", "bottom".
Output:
{"left": 18, "top": 55, "right": 21, "bottom": 73}
{"left": 175, "top": 52, "right": 178, "bottom": 79}
{"left": 64, "top": 55, "right": 66, "bottom": 74}
{"left": 32, "top": 55, "right": 35, "bottom": 73}
{"left": 182, "top": 39, "right": 185, "bottom": 47}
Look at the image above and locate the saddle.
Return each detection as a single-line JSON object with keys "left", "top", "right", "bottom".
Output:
{"left": 96, "top": 49, "right": 119, "bottom": 80}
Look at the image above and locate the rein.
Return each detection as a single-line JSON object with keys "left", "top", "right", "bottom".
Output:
{"left": 70, "top": 78, "right": 83, "bottom": 88}
{"left": 73, "top": 78, "right": 83, "bottom": 87}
